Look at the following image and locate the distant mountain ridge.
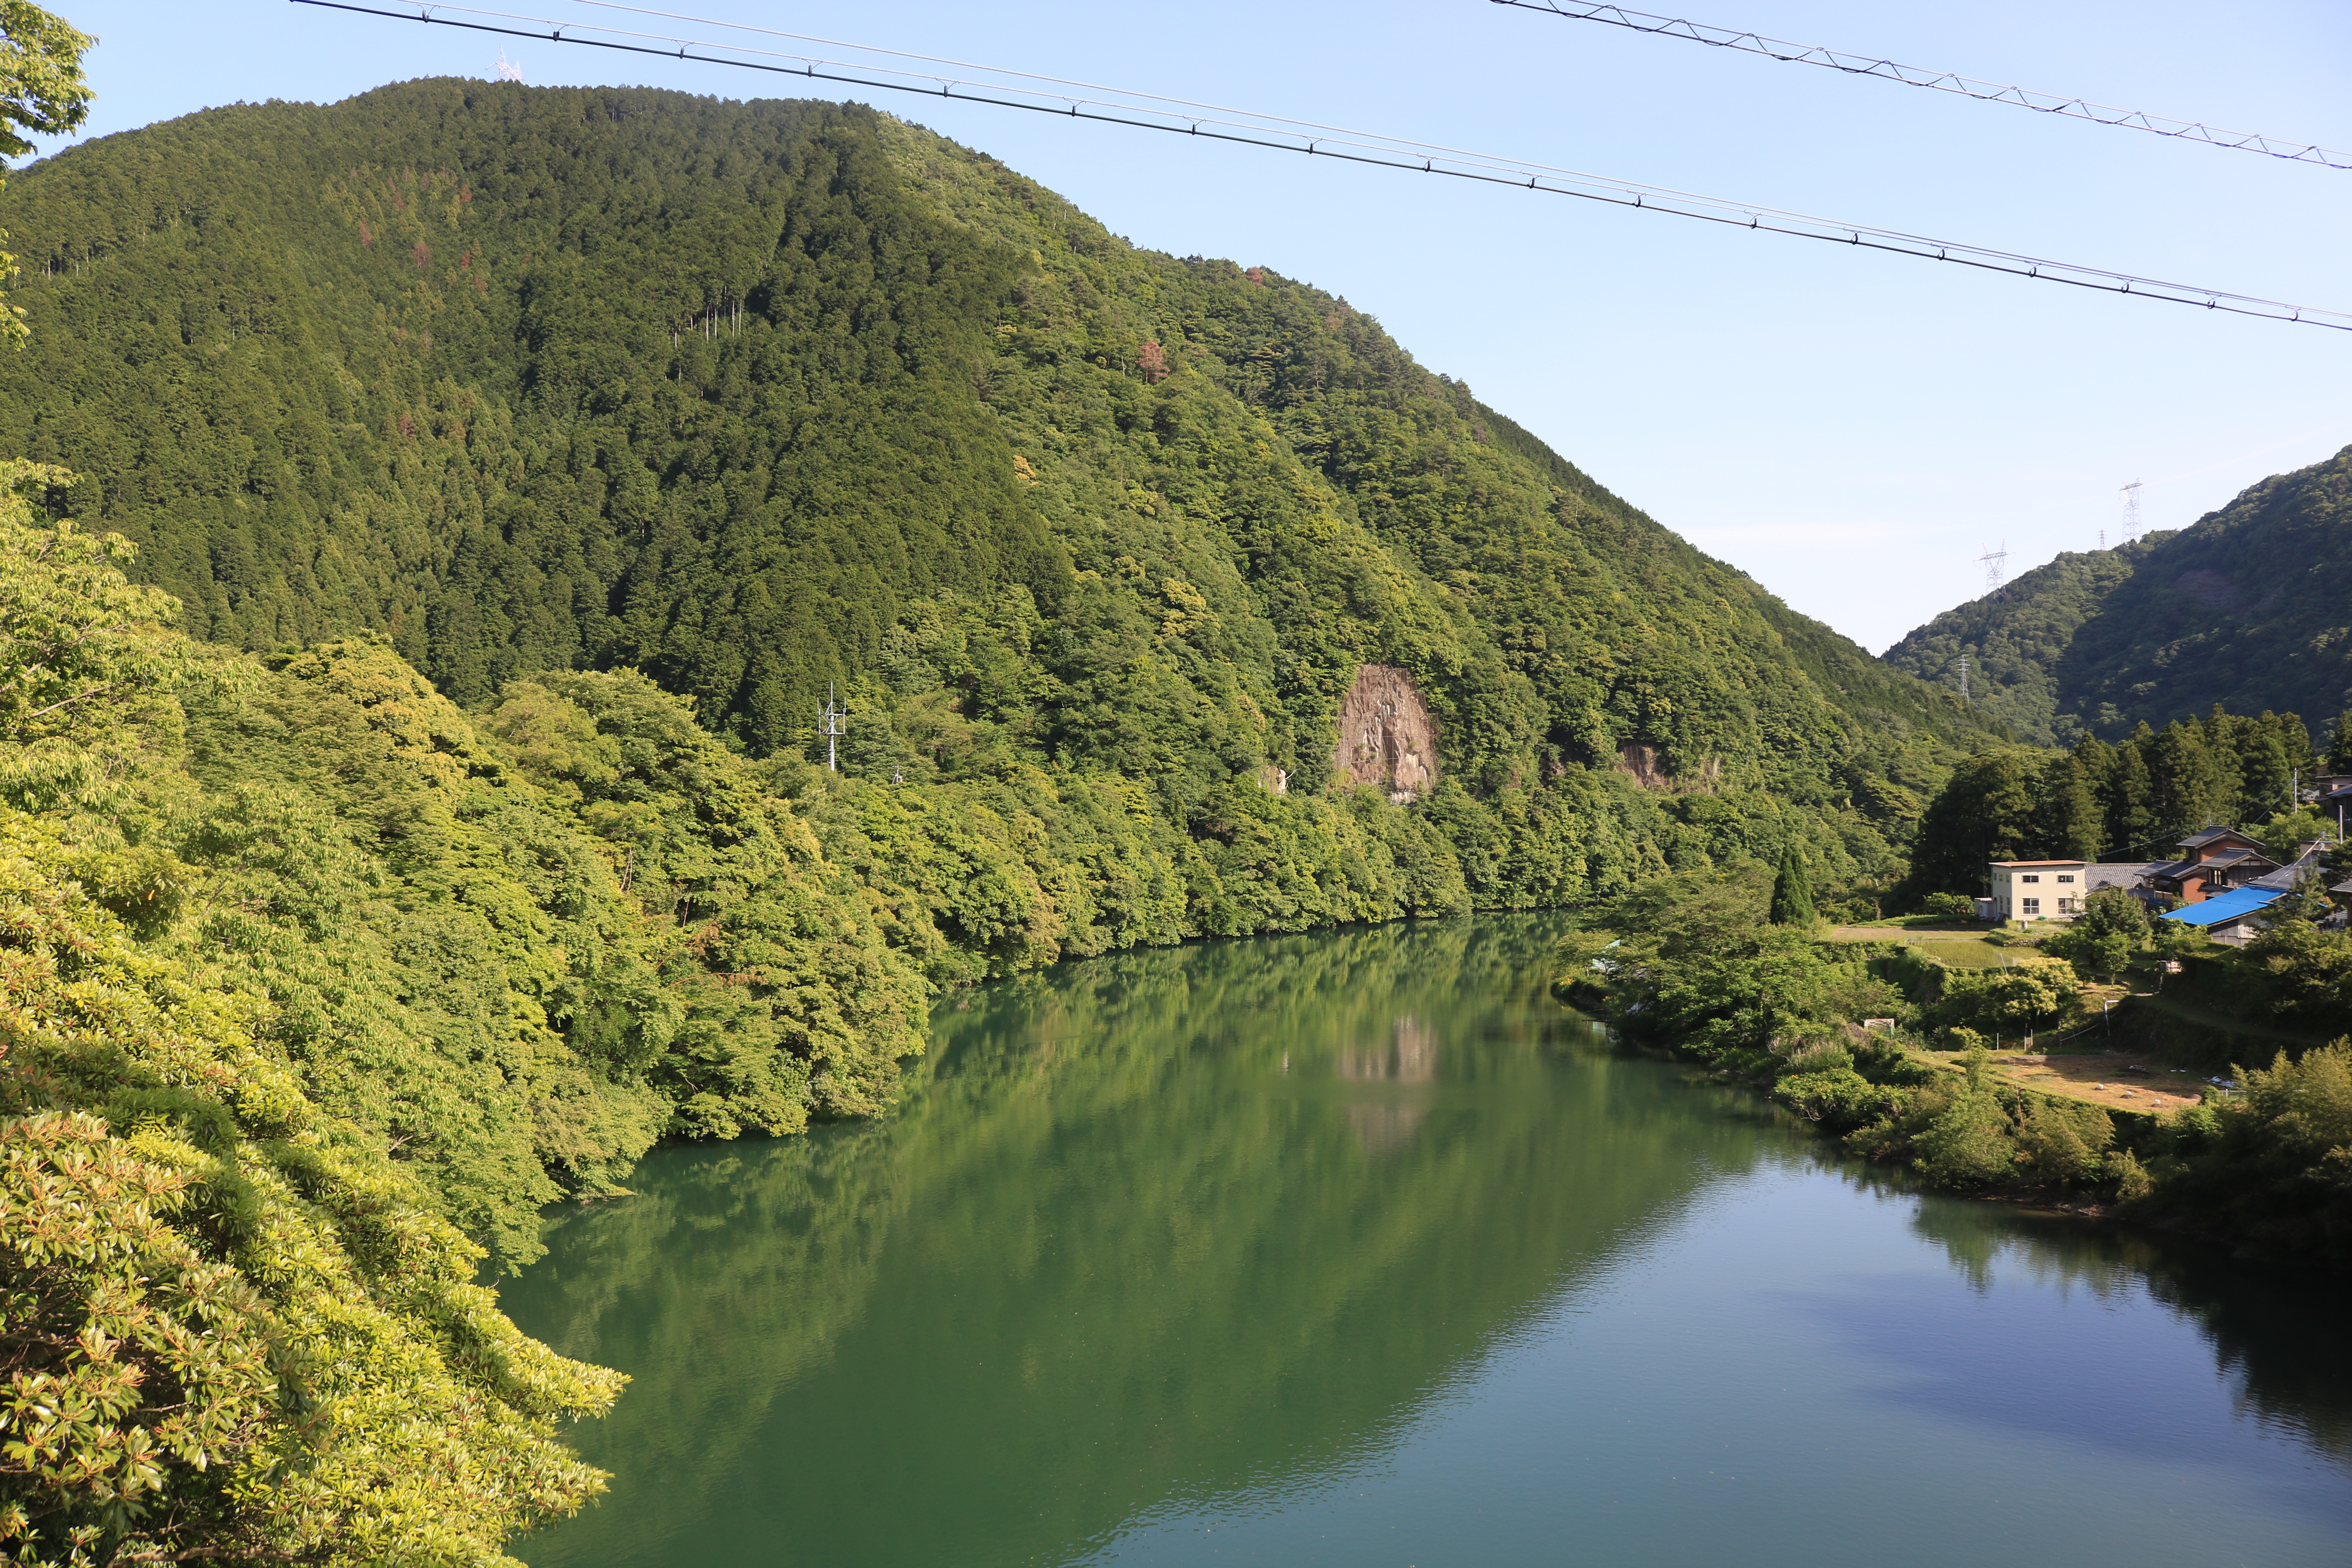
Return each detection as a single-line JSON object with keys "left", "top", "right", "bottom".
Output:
{"left": 1882, "top": 445, "right": 2352, "bottom": 743}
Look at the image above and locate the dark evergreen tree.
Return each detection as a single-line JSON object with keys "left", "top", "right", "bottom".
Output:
{"left": 2104, "top": 733, "right": 2158, "bottom": 858}
{"left": 2033, "top": 750, "right": 2104, "bottom": 862}
{"left": 2149, "top": 720, "right": 2230, "bottom": 833}
{"left": 2269, "top": 871, "right": 2336, "bottom": 926}
{"left": 2327, "top": 711, "right": 2352, "bottom": 774}
{"left": 2237, "top": 726, "right": 2294, "bottom": 823}
{"left": 1768, "top": 842, "right": 1817, "bottom": 926}
{"left": 1901, "top": 751, "right": 2037, "bottom": 898}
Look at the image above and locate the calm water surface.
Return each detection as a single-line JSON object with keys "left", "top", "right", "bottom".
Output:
{"left": 503, "top": 917, "right": 2352, "bottom": 1567}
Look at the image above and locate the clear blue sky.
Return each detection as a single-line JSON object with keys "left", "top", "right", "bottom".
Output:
{"left": 22, "top": 0, "right": 2352, "bottom": 651}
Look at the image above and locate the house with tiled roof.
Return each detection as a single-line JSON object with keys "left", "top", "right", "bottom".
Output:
{"left": 2139, "top": 826, "right": 2282, "bottom": 905}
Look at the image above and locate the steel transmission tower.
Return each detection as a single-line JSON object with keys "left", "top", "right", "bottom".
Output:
{"left": 2121, "top": 478, "right": 2143, "bottom": 541}
{"left": 1978, "top": 543, "right": 2009, "bottom": 593}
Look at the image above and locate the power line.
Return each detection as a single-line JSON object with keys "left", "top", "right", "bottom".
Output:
{"left": 291, "top": 0, "right": 2352, "bottom": 334}
{"left": 1489, "top": 0, "right": 2352, "bottom": 171}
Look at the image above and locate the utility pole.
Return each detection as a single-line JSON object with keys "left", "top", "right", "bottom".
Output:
{"left": 818, "top": 682, "right": 846, "bottom": 773}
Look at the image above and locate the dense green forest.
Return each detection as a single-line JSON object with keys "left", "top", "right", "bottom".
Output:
{"left": 1883, "top": 443, "right": 2352, "bottom": 743}
{"left": 0, "top": 80, "right": 1996, "bottom": 900}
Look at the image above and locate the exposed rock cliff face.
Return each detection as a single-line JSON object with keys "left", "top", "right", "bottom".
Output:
{"left": 1334, "top": 664, "right": 1439, "bottom": 801}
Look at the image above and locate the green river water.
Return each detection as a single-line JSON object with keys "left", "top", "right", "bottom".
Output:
{"left": 502, "top": 916, "right": 2352, "bottom": 1566}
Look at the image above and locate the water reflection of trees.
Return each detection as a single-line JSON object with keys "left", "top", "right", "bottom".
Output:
{"left": 503, "top": 916, "right": 1779, "bottom": 1568}
{"left": 1829, "top": 1160, "right": 2352, "bottom": 1470}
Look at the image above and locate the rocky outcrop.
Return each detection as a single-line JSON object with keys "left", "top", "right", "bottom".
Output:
{"left": 1333, "top": 664, "right": 1439, "bottom": 801}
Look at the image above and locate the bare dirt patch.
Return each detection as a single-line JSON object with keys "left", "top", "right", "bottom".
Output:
{"left": 1979, "top": 1050, "right": 2208, "bottom": 1114}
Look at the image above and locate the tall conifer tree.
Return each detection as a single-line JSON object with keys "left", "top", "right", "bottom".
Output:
{"left": 2035, "top": 751, "right": 2104, "bottom": 862}
{"left": 1769, "top": 842, "right": 1816, "bottom": 926}
{"left": 2327, "top": 712, "right": 2352, "bottom": 774}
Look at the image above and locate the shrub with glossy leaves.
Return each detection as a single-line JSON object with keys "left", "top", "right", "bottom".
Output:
{"left": 0, "top": 813, "right": 622, "bottom": 1565}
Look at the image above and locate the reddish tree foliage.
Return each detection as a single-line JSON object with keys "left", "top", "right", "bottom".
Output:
{"left": 412, "top": 240, "right": 431, "bottom": 269}
{"left": 1136, "top": 340, "right": 1169, "bottom": 383}
{"left": 358, "top": 219, "right": 372, "bottom": 246}
{"left": 1245, "top": 266, "right": 1265, "bottom": 285}
{"left": 397, "top": 413, "right": 416, "bottom": 439}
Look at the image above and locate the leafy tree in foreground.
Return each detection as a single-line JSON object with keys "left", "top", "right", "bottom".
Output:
{"left": 0, "top": 814, "right": 622, "bottom": 1565}
{"left": 0, "top": 463, "right": 623, "bottom": 1563}
{"left": 2041, "top": 885, "right": 2152, "bottom": 982}
{"left": 2132, "top": 1041, "right": 2352, "bottom": 1267}
{"left": 0, "top": 1, "right": 92, "bottom": 348}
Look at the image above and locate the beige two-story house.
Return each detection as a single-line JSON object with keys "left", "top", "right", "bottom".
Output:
{"left": 1989, "top": 860, "right": 2087, "bottom": 923}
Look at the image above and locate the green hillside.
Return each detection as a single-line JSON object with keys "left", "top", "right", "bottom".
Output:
{"left": 1884, "top": 445, "right": 2352, "bottom": 744}
{"left": 0, "top": 82, "right": 1989, "bottom": 883}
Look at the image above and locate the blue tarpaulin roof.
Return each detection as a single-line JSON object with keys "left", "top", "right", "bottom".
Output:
{"left": 2159, "top": 885, "right": 2284, "bottom": 927}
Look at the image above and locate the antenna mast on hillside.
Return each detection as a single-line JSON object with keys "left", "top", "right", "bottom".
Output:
{"left": 1956, "top": 653, "right": 1970, "bottom": 701}
{"left": 1978, "top": 543, "right": 2009, "bottom": 593}
{"left": 2121, "top": 478, "right": 2143, "bottom": 541}
{"left": 494, "top": 48, "right": 523, "bottom": 81}
{"left": 818, "top": 683, "right": 846, "bottom": 772}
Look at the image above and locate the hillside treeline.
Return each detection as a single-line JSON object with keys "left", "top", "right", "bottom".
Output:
{"left": 1902, "top": 706, "right": 2343, "bottom": 899}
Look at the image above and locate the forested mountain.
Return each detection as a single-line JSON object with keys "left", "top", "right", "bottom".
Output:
{"left": 1883, "top": 444, "right": 2352, "bottom": 744}
{"left": 0, "top": 82, "right": 1990, "bottom": 882}
{"left": 0, "top": 81, "right": 2005, "bottom": 1559}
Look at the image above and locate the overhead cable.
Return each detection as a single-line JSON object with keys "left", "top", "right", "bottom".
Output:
{"left": 1490, "top": 0, "right": 2350, "bottom": 171}
{"left": 290, "top": 0, "right": 2352, "bottom": 334}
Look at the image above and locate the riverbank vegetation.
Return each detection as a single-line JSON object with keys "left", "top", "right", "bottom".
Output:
{"left": 1560, "top": 865, "right": 2352, "bottom": 1269}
